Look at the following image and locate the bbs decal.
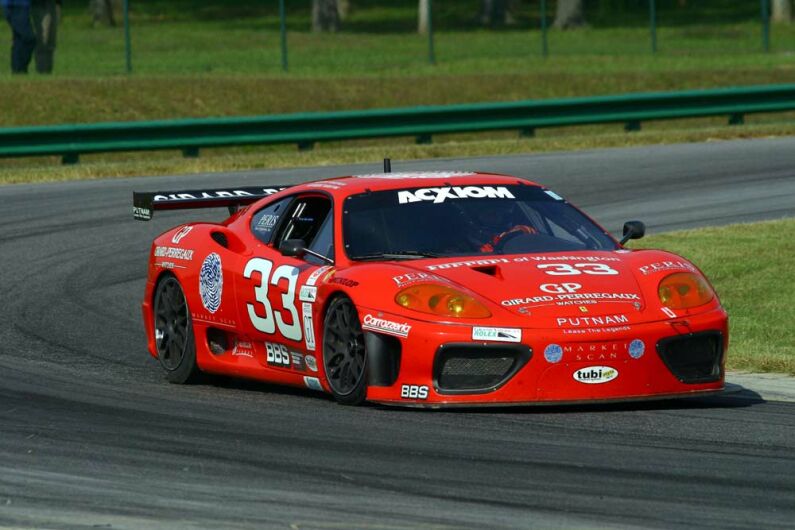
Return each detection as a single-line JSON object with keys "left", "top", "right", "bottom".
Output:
{"left": 265, "top": 342, "right": 291, "bottom": 368}
{"left": 400, "top": 385, "right": 429, "bottom": 400}
{"left": 537, "top": 263, "right": 618, "bottom": 276}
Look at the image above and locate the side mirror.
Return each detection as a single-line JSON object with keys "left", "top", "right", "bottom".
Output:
{"left": 279, "top": 239, "right": 307, "bottom": 258}
{"left": 620, "top": 220, "right": 645, "bottom": 245}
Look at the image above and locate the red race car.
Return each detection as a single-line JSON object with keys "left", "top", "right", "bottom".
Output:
{"left": 134, "top": 170, "right": 728, "bottom": 407}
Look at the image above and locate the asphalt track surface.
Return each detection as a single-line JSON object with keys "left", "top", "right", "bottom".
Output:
{"left": 1, "top": 138, "right": 795, "bottom": 529}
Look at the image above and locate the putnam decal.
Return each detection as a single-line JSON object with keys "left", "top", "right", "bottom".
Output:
{"left": 557, "top": 314, "right": 629, "bottom": 327}
{"left": 398, "top": 186, "right": 514, "bottom": 205}
{"left": 362, "top": 314, "right": 411, "bottom": 338}
{"left": 573, "top": 366, "right": 619, "bottom": 384}
{"left": 472, "top": 327, "right": 522, "bottom": 343}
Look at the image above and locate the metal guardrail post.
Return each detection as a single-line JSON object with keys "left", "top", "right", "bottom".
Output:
{"left": 279, "top": 0, "right": 288, "bottom": 71}
{"left": 427, "top": 0, "right": 436, "bottom": 65}
{"left": 761, "top": 0, "right": 770, "bottom": 53}
{"left": 123, "top": 0, "right": 132, "bottom": 73}
{"left": 540, "top": 0, "right": 548, "bottom": 58}
{"left": 649, "top": 0, "right": 657, "bottom": 54}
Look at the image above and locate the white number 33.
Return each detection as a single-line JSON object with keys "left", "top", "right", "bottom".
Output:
{"left": 537, "top": 263, "right": 619, "bottom": 276}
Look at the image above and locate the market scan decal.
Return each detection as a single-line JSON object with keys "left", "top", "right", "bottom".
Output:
{"left": 573, "top": 366, "right": 618, "bottom": 384}
{"left": 199, "top": 253, "right": 223, "bottom": 314}
{"left": 397, "top": 186, "right": 514, "bottom": 204}
{"left": 472, "top": 327, "right": 522, "bottom": 343}
{"left": 362, "top": 315, "right": 411, "bottom": 338}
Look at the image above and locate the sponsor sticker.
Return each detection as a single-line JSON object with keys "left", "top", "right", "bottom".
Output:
{"left": 303, "top": 303, "right": 316, "bottom": 351}
{"left": 306, "top": 265, "right": 333, "bottom": 287}
{"left": 133, "top": 206, "right": 152, "bottom": 220}
{"left": 397, "top": 186, "right": 515, "bottom": 205}
{"left": 400, "top": 385, "right": 429, "bottom": 400}
{"left": 638, "top": 260, "right": 697, "bottom": 275}
{"left": 154, "top": 246, "right": 194, "bottom": 261}
{"left": 291, "top": 352, "right": 307, "bottom": 372}
{"left": 232, "top": 340, "right": 254, "bottom": 358}
{"left": 661, "top": 307, "right": 677, "bottom": 318}
{"left": 573, "top": 366, "right": 619, "bottom": 384}
{"left": 305, "top": 355, "right": 318, "bottom": 372}
{"left": 171, "top": 225, "right": 193, "bottom": 244}
{"left": 265, "top": 342, "right": 291, "bottom": 368}
{"left": 557, "top": 314, "right": 629, "bottom": 327}
{"left": 303, "top": 376, "right": 323, "bottom": 391}
{"left": 544, "top": 190, "right": 564, "bottom": 201}
{"left": 299, "top": 285, "right": 317, "bottom": 303}
{"left": 354, "top": 171, "right": 475, "bottom": 180}
{"left": 392, "top": 271, "right": 446, "bottom": 287}
{"left": 629, "top": 339, "right": 645, "bottom": 359}
{"left": 330, "top": 277, "right": 359, "bottom": 288}
{"left": 153, "top": 188, "right": 285, "bottom": 202}
{"left": 199, "top": 253, "right": 223, "bottom": 314}
{"left": 362, "top": 314, "right": 412, "bottom": 338}
{"left": 472, "top": 327, "right": 522, "bottom": 343}
{"left": 254, "top": 214, "right": 279, "bottom": 233}
{"left": 544, "top": 344, "right": 563, "bottom": 363}
{"left": 502, "top": 292, "right": 639, "bottom": 307}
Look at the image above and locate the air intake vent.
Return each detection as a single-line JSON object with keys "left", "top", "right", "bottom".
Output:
{"left": 433, "top": 343, "right": 531, "bottom": 394}
{"left": 657, "top": 331, "right": 723, "bottom": 384}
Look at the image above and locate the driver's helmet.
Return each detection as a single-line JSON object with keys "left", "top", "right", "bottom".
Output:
{"left": 474, "top": 200, "right": 523, "bottom": 234}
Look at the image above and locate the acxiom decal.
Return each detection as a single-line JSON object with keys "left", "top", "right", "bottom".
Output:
{"left": 398, "top": 186, "right": 514, "bottom": 204}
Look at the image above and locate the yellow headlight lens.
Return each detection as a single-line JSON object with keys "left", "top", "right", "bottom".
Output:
{"left": 395, "top": 284, "right": 492, "bottom": 318}
{"left": 658, "top": 272, "right": 715, "bottom": 310}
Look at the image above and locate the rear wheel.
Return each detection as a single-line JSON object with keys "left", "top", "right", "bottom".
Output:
{"left": 322, "top": 297, "right": 367, "bottom": 405}
{"left": 153, "top": 275, "right": 200, "bottom": 384}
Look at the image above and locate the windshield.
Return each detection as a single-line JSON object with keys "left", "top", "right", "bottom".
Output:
{"left": 343, "top": 184, "right": 618, "bottom": 260}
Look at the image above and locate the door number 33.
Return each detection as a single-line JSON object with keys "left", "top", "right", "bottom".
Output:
{"left": 243, "top": 258, "right": 302, "bottom": 341}
{"left": 537, "top": 263, "right": 618, "bottom": 276}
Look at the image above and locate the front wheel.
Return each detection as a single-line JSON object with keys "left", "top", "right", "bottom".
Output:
{"left": 322, "top": 296, "right": 367, "bottom": 405}
{"left": 153, "top": 275, "right": 201, "bottom": 384}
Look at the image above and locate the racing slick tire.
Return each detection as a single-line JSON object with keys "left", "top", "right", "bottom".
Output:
{"left": 322, "top": 296, "right": 367, "bottom": 405}
{"left": 153, "top": 275, "right": 201, "bottom": 384}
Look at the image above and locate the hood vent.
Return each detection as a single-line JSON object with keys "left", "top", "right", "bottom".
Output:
{"left": 471, "top": 265, "right": 502, "bottom": 279}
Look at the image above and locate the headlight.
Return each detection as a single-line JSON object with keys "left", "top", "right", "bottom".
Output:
{"left": 395, "top": 284, "right": 492, "bottom": 318}
{"left": 658, "top": 272, "right": 714, "bottom": 310}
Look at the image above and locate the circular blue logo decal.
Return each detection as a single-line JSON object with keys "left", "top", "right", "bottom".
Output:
{"left": 544, "top": 344, "right": 563, "bottom": 363}
{"left": 629, "top": 339, "right": 645, "bottom": 359}
{"left": 199, "top": 253, "right": 223, "bottom": 314}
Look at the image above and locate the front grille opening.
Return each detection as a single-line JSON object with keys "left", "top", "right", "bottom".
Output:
{"left": 657, "top": 331, "right": 723, "bottom": 384}
{"left": 434, "top": 344, "right": 532, "bottom": 394}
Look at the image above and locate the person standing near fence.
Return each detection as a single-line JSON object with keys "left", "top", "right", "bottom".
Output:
{"left": 31, "top": 0, "right": 59, "bottom": 73}
{"left": 1, "top": 0, "right": 36, "bottom": 73}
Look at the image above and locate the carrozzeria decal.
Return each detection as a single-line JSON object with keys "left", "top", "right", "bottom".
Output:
{"left": 362, "top": 315, "right": 411, "bottom": 338}
{"left": 472, "top": 327, "right": 522, "bottom": 343}
{"left": 397, "top": 186, "right": 514, "bottom": 204}
{"left": 199, "top": 253, "right": 223, "bottom": 314}
{"left": 573, "top": 366, "right": 619, "bottom": 384}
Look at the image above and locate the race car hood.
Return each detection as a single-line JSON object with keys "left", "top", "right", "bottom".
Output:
{"left": 343, "top": 250, "right": 718, "bottom": 329}
{"left": 411, "top": 252, "right": 645, "bottom": 321}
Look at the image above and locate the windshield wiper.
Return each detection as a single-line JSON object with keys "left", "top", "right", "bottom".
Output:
{"left": 352, "top": 250, "right": 441, "bottom": 261}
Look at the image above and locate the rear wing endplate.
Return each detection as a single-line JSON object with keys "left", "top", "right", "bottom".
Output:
{"left": 132, "top": 186, "right": 291, "bottom": 221}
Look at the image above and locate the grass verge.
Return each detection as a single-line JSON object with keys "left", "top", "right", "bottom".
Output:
{"left": 635, "top": 218, "right": 795, "bottom": 375}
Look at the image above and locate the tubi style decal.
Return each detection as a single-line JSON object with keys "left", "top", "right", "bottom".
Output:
{"left": 573, "top": 366, "right": 618, "bottom": 384}
{"left": 199, "top": 253, "right": 223, "bottom": 314}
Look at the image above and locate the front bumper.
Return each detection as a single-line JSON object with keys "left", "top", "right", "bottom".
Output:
{"left": 364, "top": 307, "right": 728, "bottom": 407}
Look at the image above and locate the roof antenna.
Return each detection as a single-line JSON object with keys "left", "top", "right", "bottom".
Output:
{"left": 384, "top": 158, "right": 392, "bottom": 173}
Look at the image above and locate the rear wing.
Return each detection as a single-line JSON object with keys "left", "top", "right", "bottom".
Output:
{"left": 132, "top": 186, "right": 291, "bottom": 221}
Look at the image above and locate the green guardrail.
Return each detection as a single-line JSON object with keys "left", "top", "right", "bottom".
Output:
{"left": 1, "top": 84, "right": 794, "bottom": 165}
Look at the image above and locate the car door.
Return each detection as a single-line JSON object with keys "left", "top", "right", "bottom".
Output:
{"left": 236, "top": 194, "right": 334, "bottom": 373}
